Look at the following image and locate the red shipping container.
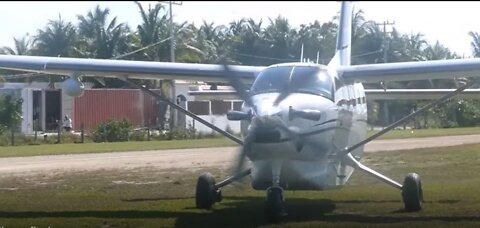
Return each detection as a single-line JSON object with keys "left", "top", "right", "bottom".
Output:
{"left": 73, "top": 89, "right": 162, "bottom": 131}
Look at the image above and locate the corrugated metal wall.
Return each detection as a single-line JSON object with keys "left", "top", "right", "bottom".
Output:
{"left": 73, "top": 89, "right": 161, "bottom": 131}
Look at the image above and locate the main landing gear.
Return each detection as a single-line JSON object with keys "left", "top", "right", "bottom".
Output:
{"left": 339, "top": 80, "right": 475, "bottom": 213}
{"left": 195, "top": 173, "right": 222, "bottom": 209}
{"left": 402, "top": 173, "right": 423, "bottom": 211}
{"left": 344, "top": 153, "right": 423, "bottom": 212}
{"left": 195, "top": 169, "right": 251, "bottom": 209}
{"left": 196, "top": 161, "right": 288, "bottom": 223}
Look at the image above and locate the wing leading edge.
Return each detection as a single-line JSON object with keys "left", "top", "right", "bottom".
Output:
{"left": 338, "top": 58, "right": 480, "bottom": 84}
{"left": 0, "top": 55, "right": 266, "bottom": 84}
{"left": 365, "top": 89, "right": 480, "bottom": 100}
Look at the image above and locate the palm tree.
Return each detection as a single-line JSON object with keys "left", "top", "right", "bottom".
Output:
{"left": 0, "top": 35, "right": 36, "bottom": 83}
{"left": 188, "top": 20, "right": 234, "bottom": 64}
{"left": 263, "top": 16, "right": 296, "bottom": 65}
{"left": 353, "top": 22, "right": 383, "bottom": 65}
{"left": 134, "top": 1, "right": 169, "bottom": 61}
{"left": 32, "top": 15, "right": 77, "bottom": 57}
{"left": 469, "top": 31, "right": 480, "bottom": 57}
{"left": 422, "top": 41, "right": 459, "bottom": 89}
{"left": 230, "top": 18, "right": 265, "bottom": 65}
{"left": 402, "top": 33, "right": 428, "bottom": 61}
{"left": 26, "top": 15, "right": 77, "bottom": 85}
{"left": 76, "top": 5, "right": 131, "bottom": 59}
{"left": 1, "top": 35, "right": 32, "bottom": 56}
{"left": 293, "top": 20, "right": 337, "bottom": 64}
{"left": 75, "top": 5, "right": 132, "bottom": 88}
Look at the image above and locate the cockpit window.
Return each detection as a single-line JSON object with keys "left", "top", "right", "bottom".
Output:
{"left": 250, "top": 66, "right": 334, "bottom": 100}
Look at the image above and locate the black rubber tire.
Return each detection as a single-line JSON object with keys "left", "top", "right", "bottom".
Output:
{"left": 402, "top": 172, "right": 423, "bottom": 211}
{"left": 195, "top": 172, "right": 217, "bottom": 209}
{"left": 265, "top": 187, "right": 286, "bottom": 223}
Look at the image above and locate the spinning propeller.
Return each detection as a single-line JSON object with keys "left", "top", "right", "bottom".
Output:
{"left": 220, "top": 60, "right": 323, "bottom": 178}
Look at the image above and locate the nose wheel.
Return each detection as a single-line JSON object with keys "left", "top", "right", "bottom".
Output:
{"left": 266, "top": 186, "right": 287, "bottom": 223}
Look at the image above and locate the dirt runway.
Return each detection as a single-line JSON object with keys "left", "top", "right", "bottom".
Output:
{"left": 0, "top": 134, "right": 479, "bottom": 177}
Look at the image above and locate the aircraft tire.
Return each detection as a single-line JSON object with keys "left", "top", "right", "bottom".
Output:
{"left": 265, "top": 186, "right": 287, "bottom": 223}
{"left": 195, "top": 172, "right": 217, "bottom": 209}
{"left": 402, "top": 172, "right": 423, "bottom": 211}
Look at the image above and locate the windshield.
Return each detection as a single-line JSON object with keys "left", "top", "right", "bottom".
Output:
{"left": 250, "top": 66, "right": 334, "bottom": 100}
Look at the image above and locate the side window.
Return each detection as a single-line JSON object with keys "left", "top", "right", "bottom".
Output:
{"left": 334, "top": 77, "right": 350, "bottom": 107}
{"left": 346, "top": 84, "right": 355, "bottom": 108}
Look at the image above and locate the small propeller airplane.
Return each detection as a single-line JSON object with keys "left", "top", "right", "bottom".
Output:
{"left": 2, "top": 1, "right": 480, "bottom": 222}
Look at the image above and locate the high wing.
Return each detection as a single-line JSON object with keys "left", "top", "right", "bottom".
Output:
{"left": 0, "top": 55, "right": 266, "bottom": 84}
{"left": 186, "top": 88, "right": 480, "bottom": 101}
{"left": 365, "top": 89, "right": 480, "bottom": 100}
{"left": 338, "top": 58, "right": 480, "bottom": 83}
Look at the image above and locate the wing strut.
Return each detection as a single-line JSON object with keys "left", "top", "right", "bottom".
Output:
{"left": 344, "top": 78, "right": 476, "bottom": 157}
{"left": 122, "top": 78, "right": 244, "bottom": 145}
{"left": 123, "top": 78, "right": 253, "bottom": 193}
{"left": 341, "top": 78, "right": 477, "bottom": 190}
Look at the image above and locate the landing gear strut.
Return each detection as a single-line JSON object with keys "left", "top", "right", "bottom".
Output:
{"left": 195, "top": 169, "right": 251, "bottom": 209}
{"left": 341, "top": 79, "right": 476, "bottom": 212}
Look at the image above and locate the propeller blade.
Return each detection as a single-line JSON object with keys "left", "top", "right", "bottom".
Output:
{"left": 273, "top": 84, "right": 291, "bottom": 106}
{"left": 231, "top": 126, "right": 257, "bottom": 178}
{"left": 221, "top": 63, "right": 255, "bottom": 111}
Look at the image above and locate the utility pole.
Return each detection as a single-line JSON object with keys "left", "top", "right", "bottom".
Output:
{"left": 375, "top": 20, "right": 395, "bottom": 128}
{"left": 160, "top": 1, "right": 182, "bottom": 130}
{"left": 375, "top": 20, "right": 395, "bottom": 63}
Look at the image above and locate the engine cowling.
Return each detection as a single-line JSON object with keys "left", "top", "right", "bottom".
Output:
{"left": 62, "top": 75, "right": 85, "bottom": 97}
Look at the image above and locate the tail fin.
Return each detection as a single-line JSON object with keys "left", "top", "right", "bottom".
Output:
{"left": 328, "top": 1, "right": 353, "bottom": 67}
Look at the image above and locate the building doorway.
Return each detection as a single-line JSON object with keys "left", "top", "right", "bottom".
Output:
{"left": 45, "top": 90, "right": 61, "bottom": 132}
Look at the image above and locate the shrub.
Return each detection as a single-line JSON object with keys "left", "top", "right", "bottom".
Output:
{"left": 130, "top": 129, "right": 147, "bottom": 141}
{"left": 163, "top": 123, "right": 197, "bottom": 140}
{"left": 92, "top": 119, "right": 133, "bottom": 142}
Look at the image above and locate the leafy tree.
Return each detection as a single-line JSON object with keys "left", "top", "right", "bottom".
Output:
{"left": 0, "top": 94, "right": 23, "bottom": 134}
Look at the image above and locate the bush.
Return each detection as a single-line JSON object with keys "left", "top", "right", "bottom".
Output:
{"left": 92, "top": 119, "right": 133, "bottom": 142}
{"left": 155, "top": 123, "right": 197, "bottom": 140}
{"left": 130, "top": 129, "right": 147, "bottom": 141}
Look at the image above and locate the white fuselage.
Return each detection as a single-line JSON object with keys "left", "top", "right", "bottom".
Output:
{"left": 241, "top": 63, "right": 367, "bottom": 190}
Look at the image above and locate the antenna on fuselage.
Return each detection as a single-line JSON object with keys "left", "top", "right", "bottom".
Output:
{"left": 300, "top": 43, "right": 304, "bottom": 62}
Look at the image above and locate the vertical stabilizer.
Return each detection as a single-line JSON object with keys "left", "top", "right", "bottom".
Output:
{"left": 328, "top": 1, "right": 353, "bottom": 67}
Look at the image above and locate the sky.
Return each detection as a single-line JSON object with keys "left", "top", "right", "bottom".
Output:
{"left": 0, "top": 1, "right": 479, "bottom": 58}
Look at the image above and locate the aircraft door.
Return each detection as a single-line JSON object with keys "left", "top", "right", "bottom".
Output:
{"left": 333, "top": 78, "right": 350, "bottom": 152}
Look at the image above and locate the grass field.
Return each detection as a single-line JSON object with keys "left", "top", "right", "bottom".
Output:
{"left": 0, "top": 143, "right": 479, "bottom": 227}
{"left": 1, "top": 127, "right": 480, "bottom": 158}
{"left": 368, "top": 126, "right": 480, "bottom": 139}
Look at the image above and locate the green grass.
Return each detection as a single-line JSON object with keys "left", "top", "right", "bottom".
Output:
{"left": 0, "top": 143, "right": 480, "bottom": 227}
{"left": 370, "top": 126, "right": 480, "bottom": 139}
{"left": 1, "top": 126, "right": 480, "bottom": 158}
{"left": 0, "top": 137, "right": 236, "bottom": 158}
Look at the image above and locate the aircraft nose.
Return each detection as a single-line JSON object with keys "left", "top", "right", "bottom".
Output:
{"left": 250, "top": 116, "right": 288, "bottom": 143}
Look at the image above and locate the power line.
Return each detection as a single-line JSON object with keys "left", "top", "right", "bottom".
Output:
{"left": 112, "top": 36, "right": 173, "bottom": 60}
